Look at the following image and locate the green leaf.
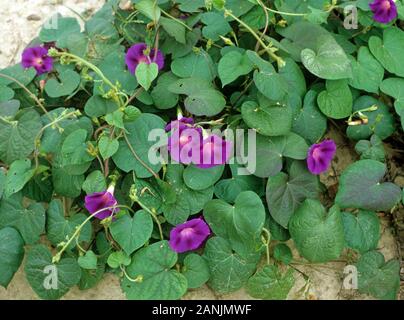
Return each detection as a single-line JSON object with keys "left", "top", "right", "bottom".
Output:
{"left": 110, "top": 210, "right": 153, "bottom": 255}
{"left": 355, "top": 135, "right": 385, "bottom": 162}
{"left": 168, "top": 77, "right": 226, "bottom": 116}
{"left": 279, "top": 57, "right": 307, "bottom": 98}
{"left": 135, "top": 0, "right": 161, "bottom": 21}
{"left": 151, "top": 72, "right": 179, "bottom": 109}
{"left": 204, "top": 191, "right": 266, "bottom": 256}
{"left": 160, "top": 17, "right": 186, "bottom": 44}
{"left": 241, "top": 100, "right": 293, "bottom": 136}
{"left": 135, "top": 62, "right": 159, "bottom": 91}
{"left": 348, "top": 47, "right": 384, "bottom": 94}
{"left": 122, "top": 241, "right": 187, "bottom": 300}
{"left": 46, "top": 199, "right": 92, "bottom": 250}
{"left": 203, "top": 237, "right": 259, "bottom": 294}
{"left": 0, "top": 227, "right": 24, "bottom": 288}
{"left": 98, "top": 136, "right": 119, "bottom": 160}
{"left": 369, "top": 27, "right": 404, "bottom": 77}
{"left": 25, "top": 244, "right": 81, "bottom": 300}
{"left": 0, "top": 64, "right": 36, "bottom": 87}
{"left": 52, "top": 167, "right": 84, "bottom": 198}
{"left": 336, "top": 160, "right": 401, "bottom": 212}
{"left": 0, "top": 170, "right": 5, "bottom": 199}
{"left": 45, "top": 70, "right": 81, "bottom": 98}
{"left": 346, "top": 96, "right": 395, "bottom": 141}
{"left": 78, "top": 250, "right": 98, "bottom": 270}
{"left": 247, "top": 50, "right": 288, "bottom": 102}
{"left": 266, "top": 161, "right": 319, "bottom": 228}
{"left": 201, "top": 12, "right": 232, "bottom": 41}
{"left": 273, "top": 243, "right": 293, "bottom": 265}
{"left": 380, "top": 77, "right": 404, "bottom": 130}
{"left": 183, "top": 164, "right": 224, "bottom": 191}
{"left": 107, "top": 251, "right": 131, "bottom": 269}
{"left": 289, "top": 199, "right": 345, "bottom": 263}
{"left": 61, "top": 129, "right": 94, "bottom": 167}
{"left": 243, "top": 132, "right": 309, "bottom": 178}
{"left": 317, "top": 80, "right": 352, "bottom": 119}
{"left": 171, "top": 50, "right": 216, "bottom": 82}
{"left": 4, "top": 159, "right": 36, "bottom": 198}
{"left": 246, "top": 265, "right": 294, "bottom": 300}
{"left": 218, "top": 51, "right": 253, "bottom": 87}
{"left": 0, "top": 85, "right": 14, "bottom": 102}
{"left": 82, "top": 170, "right": 106, "bottom": 194}
{"left": 356, "top": 251, "right": 400, "bottom": 300}
{"left": 84, "top": 95, "right": 118, "bottom": 118}
{"left": 0, "top": 194, "right": 45, "bottom": 245}
{"left": 342, "top": 210, "right": 380, "bottom": 253}
{"left": 112, "top": 113, "right": 166, "bottom": 178}
{"left": 292, "top": 89, "right": 327, "bottom": 144}
{"left": 182, "top": 253, "right": 210, "bottom": 289}
{"left": 162, "top": 164, "right": 214, "bottom": 225}
{"left": 39, "top": 15, "right": 81, "bottom": 42}
{"left": 267, "top": 214, "right": 290, "bottom": 242}
{"left": 0, "top": 108, "right": 42, "bottom": 165}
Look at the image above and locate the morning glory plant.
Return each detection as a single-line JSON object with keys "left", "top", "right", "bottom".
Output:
{"left": 0, "top": 0, "right": 402, "bottom": 302}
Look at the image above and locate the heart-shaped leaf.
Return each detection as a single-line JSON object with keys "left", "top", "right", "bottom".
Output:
{"left": 84, "top": 95, "right": 118, "bottom": 118}
{"left": 110, "top": 210, "right": 153, "bottom": 255}
{"left": 122, "top": 241, "right": 187, "bottom": 300}
{"left": 317, "top": 79, "right": 352, "bottom": 119}
{"left": 82, "top": 170, "right": 106, "bottom": 194}
{"left": 183, "top": 164, "right": 224, "bottom": 191}
{"left": 335, "top": 160, "right": 401, "bottom": 211}
{"left": 171, "top": 49, "right": 216, "bottom": 81}
{"left": 25, "top": 244, "right": 81, "bottom": 300}
{"left": 77, "top": 250, "right": 98, "bottom": 270}
{"left": 289, "top": 199, "right": 345, "bottom": 263}
{"left": 45, "top": 70, "right": 81, "bottom": 98}
{"left": 218, "top": 50, "right": 253, "bottom": 86}
{"left": 0, "top": 227, "right": 24, "bottom": 288}
{"left": 151, "top": 72, "right": 179, "bottom": 110}
{"left": 355, "top": 135, "right": 385, "bottom": 162}
{"left": 4, "top": 159, "right": 36, "bottom": 198}
{"left": 98, "top": 136, "right": 119, "bottom": 160}
{"left": 182, "top": 253, "right": 210, "bottom": 289}
{"left": 135, "top": 62, "right": 159, "bottom": 91}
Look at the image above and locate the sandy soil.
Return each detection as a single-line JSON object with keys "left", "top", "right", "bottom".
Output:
{"left": 0, "top": 1, "right": 402, "bottom": 300}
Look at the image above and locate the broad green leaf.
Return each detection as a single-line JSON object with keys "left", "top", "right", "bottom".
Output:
{"left": 135, "top": 0, "right": 161, "bottom": 21}
{"left": 246, "top": 265, "right": 294, "bottom": 300}
{"left": 0, "top": 85, "right": 14, "bottom": 102}
{"left": 0, "top": 64, "right": 36, "bottom": 87}
{"left": 52, "top": 167, "right": 84, "bottom": 198}
{"left": 78, "top": 250, "right": 98, "bottom": 270}
{"left": 369, "top": 27, "right": 404, "bottom": 77}
{"left": 183, "top": 164, "right": 224, "bottom": 191}
{"left": 84, "top": 95, "right": 118, "bottom": 118}
{"left": 151, "top": 72, "right": 179, "bottom": 109}
{"left": 348, "top": 47, "right": 384, "bottom": 94}
{"left": 218, "top": 51, "right": 253, "bottom": 87}
{"left": 204, "top": 191, "right": 266, "bottom": 256}
{"left": 98, "top": 136, "right": 119, "bottom": 160}
{"left": 162, "top": 164, "right": 214, "bottom": 225}
{"left": 267, "top": 214, "right": 290, "bottom": 242}
{"left": 112, "top": 113, "right": 165, "bottom": 178}
{"left": 380, "top": 77, "right": 404, "bottom": 130}
{"left": 0, "top": 170, "right": 5, "bottom": 199}
{"left": 45, "top": 70, "right": 81, "bottom": 98}
{"left": 168, "top": 78, "right": 226, "bottom": 116}
{"left": 107, "top": 251, "right": 131, "bottom": 269}
{"left": 182, "top": 253, "right": 210, "bottom": 289}
{"left": 0, "top": 227, "right": 24, "bottom": 288}
{"left": 203, "top": 237, "right": 259, "bottom": 294}
{"left": 266, "top": 161, "right": 319, "bottom": 228}
{"left": 39, "top": 15, "right": 81, "bottom": 42}
{"left": 336, "top": 160, "right": 401, "bottom": 211}
{"left": 110, "top": 210, "right": 153, "bottom": 255}
{"left": 0, "top": 194, "right": 45, "bottom": 244}
{"left": 46, "top": 199, "right": 92, "bottom": 250}
{"left": 201, "top": 12, "right": 232, "bottom": 41}
{"left": 355, "top": 135, "right": 385, "bottom": 162}
{"left": 279, "top": 57, "right": 307, "bottom": 98}
{"left": 273, "top": 243, "right": 293, "bottom": 265}
{"left": 0, "top": 108, "right": 42, "bottom": 165}
{"left": 356, "top": 251, "right": 400, "bottom": 300}
{"left": 289, "top": 199, "right": 345, "bottom": 263}
{"left": 4, "top": 159, "right": 36, "bottom": 198}
{"left": 160, "top": 16, "right": 186, "bottom": 44}
{"left": 82, "top": 170, "right": 106, "bottom": 194}
{"left": 346, "top": 96, "right": 395, "bottom": 140}
{"left": 171, "top": 50, "right": 216, "bottom": 82}
{"left": 61, "top": 129, "right": 94, "bottom": 167}
{"left": 25, "top": 244, "right": 81, "bottom": 300}
{"left": 135, "top": 62, "right": 159, "bottom": 91}
{"left": 317, "top": 80, "right": 352, "bottom": 119}
{"left": 241, "top": 100, "right": 293, "bottom": 136}
{"left": 122, "top": 241, "right": 187, "bottom": 300}
{"left": 342, "top": 210, "right": 380, "bottom": 253}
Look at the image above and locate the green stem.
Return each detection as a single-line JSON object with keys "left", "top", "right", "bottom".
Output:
{"left": 160, "top": 8, "right": 193, "bottom": 31}
{"left": 262, "top": 227, "right": 271, "bottom": 266}
{"left": 265, "top": 7, "right": 307, "bottom": 17}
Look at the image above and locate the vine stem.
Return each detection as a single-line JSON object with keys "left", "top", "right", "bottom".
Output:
{"left": 0, "top": 73, "right": 57, "bottom": 124}
{"left": 52, "top": 204, "right": 133, "bottom": 263}
{"left": 224, "top": 9, "right": 285, "bottom": 67}
{"left": 160, "top": 8, "right": 193, "bottom": 31}
{"left": 262, "top": 227, "right": 271, "bottom": 265}
{"left": 255, "top": 0, "right": 270, "bottom": 52}
{"left": 265, "top": 7, "right": 307, "bottom": 17}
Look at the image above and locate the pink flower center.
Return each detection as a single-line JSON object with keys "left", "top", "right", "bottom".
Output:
{"left": 180, "top": 227, "right": 194, "bottom": 238}
{"left": 381, "top": 0, "right": 391, "bottom": 10}
{"left": 312, "top": 147, "right": 322, "bottom": 160}
{"left": 204, "top": 142, "right": 215, "bottom": 151}
{"left": 179, "top": 135, "right": 190, "bottom": 146}
{"left": 35, "top": 57, "right": 43, "bottom": 66}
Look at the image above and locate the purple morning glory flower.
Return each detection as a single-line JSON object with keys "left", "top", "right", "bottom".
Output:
{"left": 307, "top": 140, "right": 337, "bottom": 175}
{"left": 84, "top": 186, "right": 120, "bottom": 220}
{"left": 196, "top": 134, "right": 233, "bottom": 169}
{"left": 165, "top": 117, "right": 194, "bottom": 132}
{"left": 169, "top": 218, "right": 211, "bottom": 253}
{"left": 168, "top": 126, "right": 203, "bottom": 165}
{"left": 125, "top": 43, "right": 165, "bottom": 74}
{"left": 21, "top": 46, "right": 53, "bottom": 75}
{"left": 369, "top": 0, "right": 397, "bottom": 24}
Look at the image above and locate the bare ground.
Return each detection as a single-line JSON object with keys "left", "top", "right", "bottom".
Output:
{"left": 0, "top": 0, "right": 402, "bottom": 300}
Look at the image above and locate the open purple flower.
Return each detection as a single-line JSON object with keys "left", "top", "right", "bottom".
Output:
{"left": 307, "top": 140, "right": 337, "bottom": 175}
{"left": 84, "top": 186, "right": 120, "bottom": 220}
{"left": 369, "top": 0, "right": 397, "bottom": 24}
{"left": 21, "top": 46, "right": 53, "bottom": 75}
{"left": 169, "top": 218, "right": 211, "bottom": 253}
{"left": 196, "top": 134, "right": 233, "bottom": 169}
{"left": 125, "top": 43, "right": 164, "bottom": 74}
{"left": 165, "top": 117, "right": 194, "bottom": 132}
